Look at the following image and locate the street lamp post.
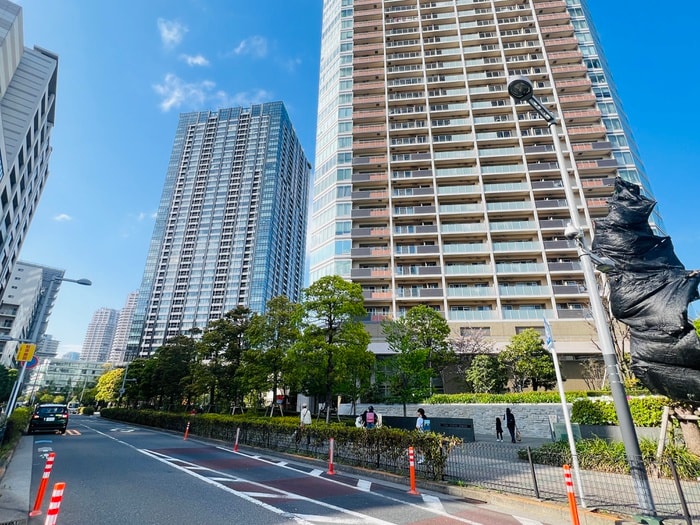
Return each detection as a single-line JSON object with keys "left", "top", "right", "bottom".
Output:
{"left": 507, "top": 76, "right": 656, "bottom": 517}
{"left": 6, "top": 276, "right": 91, "bottom": 417}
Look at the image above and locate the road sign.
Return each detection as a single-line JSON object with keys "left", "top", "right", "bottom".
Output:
{"left": 26, "top": 356, "right": 39, "bottom": 369}
{"left": 16, "top": 343, "right": 36, "bottom": 362}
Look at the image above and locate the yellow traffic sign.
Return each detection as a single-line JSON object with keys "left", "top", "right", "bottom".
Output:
{"left": 16, "top": 343, "right": 36, "bottom": 362}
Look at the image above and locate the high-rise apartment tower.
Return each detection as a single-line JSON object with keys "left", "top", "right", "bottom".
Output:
{"left": 0, "top": 1, "right": 59, "bottom": 298}
{"left": 81, "top": 307, "right": 118, "bottom": 362}
{"left": 308, "top": 0, "right": 662, "bottom": 354}
{"left": 129, "top": 102, "right": 311, "bottom": 358}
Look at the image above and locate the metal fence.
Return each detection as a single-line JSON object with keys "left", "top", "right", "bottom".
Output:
{"left": 444, "top": 442, "right": 699, "bottom": 524}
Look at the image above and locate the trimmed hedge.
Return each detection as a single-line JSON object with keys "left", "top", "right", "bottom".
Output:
{"left": 571, "top": 396, "right": 668, "bottom": 427}
{"left": 429, "top": 391, "right": 593, "bottom": 404}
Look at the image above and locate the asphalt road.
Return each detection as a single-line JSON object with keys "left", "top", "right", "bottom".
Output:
{"left": 23, "top": 415, "right": 551, "bottom": 525}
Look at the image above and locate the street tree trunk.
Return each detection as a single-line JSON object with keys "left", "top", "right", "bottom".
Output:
{"left": 673, "top": 406, "right": 700, "bottom": 456}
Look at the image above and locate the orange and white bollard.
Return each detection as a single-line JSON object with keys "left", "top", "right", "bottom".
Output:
{"left": 233, "top": 427, "right": 240, "bottom": 452}
{"left": 407, "top": 446, "right": 419, "bottom": 495}
{"left": 43, "top": 482, "right": 66, "bottom": 525}
{"left": 563, "top": 464, "right": 581, "bottom": 525}
{"left": 327, "top": 437, "right": 335, "bottom": 475}
{"left": 29, "top": 452, "right": 56, "bottom": 516}
{"left": 183, "top": 421, "right": 190, "bottom": 441}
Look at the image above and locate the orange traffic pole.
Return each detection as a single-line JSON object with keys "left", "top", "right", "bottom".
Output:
{"left": 29, "top": 452, "right": 56, "bottom": 517}
{"left": 327, "top": 437, "right": 336, "bottom": 475}
{"left": 563, "top": 464, "right": 581, "bottom": 525}
{"left": 43, "top": 482, "right": 66, "bottom": 525}
{"left": 233, "top": 427, "right": 240, "bottom": 452}
{"left": 183, "top": 421, "right": 190, "bottom": 441}
{"left": 407, "top": 446, "right": 419, "bottom": 495}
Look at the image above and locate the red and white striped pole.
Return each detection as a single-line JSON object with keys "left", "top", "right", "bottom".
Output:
{"left": 29, "top": 452, "right": 56, "bottom": 516}
{"left": 43, "top": 482, "right": 66, "bottom": 525}
{"left": 233, "top": 427, "right": 240, "bottom": 452}
{"left": 563, "top": 464, "right": 581, "bottom": 525}
{"left": 327, "top": 437, "right": 335, "bottom": 475}
{"left": 183, "top": 421, "right": 190, "bottom": 441}
{"left": 407, "top": 446, "right": 419, "bottom": 495}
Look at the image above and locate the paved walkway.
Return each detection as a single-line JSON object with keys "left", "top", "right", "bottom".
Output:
{"left": 0, "top": 435, "right": 31, "bottom": 525}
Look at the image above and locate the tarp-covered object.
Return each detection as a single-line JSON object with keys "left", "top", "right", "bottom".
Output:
{"left": 592, "top": 177, "right": 700, "bottom": 404}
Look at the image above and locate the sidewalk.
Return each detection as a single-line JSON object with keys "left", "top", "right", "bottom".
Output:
{"left": 0, "top": 436, "right": 32, "bottom": 525}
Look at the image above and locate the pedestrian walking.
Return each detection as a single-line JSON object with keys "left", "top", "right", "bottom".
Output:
{"left": 495, "top": 416, "right": 503, "bottom": 442}
{"left": 505, "top": 407, "right": 516, "bottom": 443}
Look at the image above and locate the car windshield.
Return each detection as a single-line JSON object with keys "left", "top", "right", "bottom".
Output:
{"left": 37, "top": 407, "right": 66, "bottom": 415}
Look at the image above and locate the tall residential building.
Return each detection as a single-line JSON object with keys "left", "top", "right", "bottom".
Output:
{"left": 308, "top": 0, "right": 662, "bottom": 356}
{"left": 0, "top": 261, "right": 64, "bottom": 366}
{"left": 81, "top": 308, "right": 118, "bottom": 362}
{"left": 108, "top": 291, "right": 137, "bottom": 364}
{"left": 128, "top": 102, "right": 311, "bottom": 358}
{"left": 0, "top": 1, "right": 59, "bottom": 298}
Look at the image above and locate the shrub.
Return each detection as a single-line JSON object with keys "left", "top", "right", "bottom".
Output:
{"left": 571, "top": 396, "right": 667, "bottom": 427}
{"left": 520, "top": 437, "right": 700, "bottom": 480}
{"left": 429, "top": 391, "right": 588, "bottom": 405}
{"left": 80, "top": 406, "right": 95, "bottom": 416}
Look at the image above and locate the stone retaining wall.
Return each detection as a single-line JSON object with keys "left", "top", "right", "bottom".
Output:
{"left": 342, "top": 403, "right": 568, "bottom": 438}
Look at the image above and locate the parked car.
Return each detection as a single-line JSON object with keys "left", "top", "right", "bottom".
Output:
{"left": 28, "top": 404, "right": 69, "bottom": 435}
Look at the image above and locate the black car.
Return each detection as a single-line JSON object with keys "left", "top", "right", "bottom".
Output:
{"left": 28, "top": 404, "right": 69, "bottom": 434}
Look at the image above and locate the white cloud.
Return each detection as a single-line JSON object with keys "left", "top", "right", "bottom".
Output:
{"left": 153, "top": 74, "right": 274, "bottom": 112}
{"left": 233, "top": 36, "right": 268, "bottom": 58}
{"left": 153, "top": 73, "right": 214, "bottom": 112}
{"left": 53, "top": 213, "right": 72, "bottom": 222}
{"left": 157, "top": 18, "right": 187, "bottom": 48}
{"left": 280, "top": 57, "right": 302, "bottom": 73}
{"left": 215, "top": 89, "right": 275, "bottom": 109}
{"left": 180, "top": 54, "right": 210, "bottom": 67}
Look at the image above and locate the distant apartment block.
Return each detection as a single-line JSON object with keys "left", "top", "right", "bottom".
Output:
{"left": 108, "top": 291, "right": 137, "bottom": 364}
{"left": 81, "top": 307, "right": 118, "bottom": 362}
{"left": 128, "top": 102, "right": 311, "bottom": 358}
{"left": 0, "top": 261, "right": 64, "bottom": 366}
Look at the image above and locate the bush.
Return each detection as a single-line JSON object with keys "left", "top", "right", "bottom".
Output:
{"left": 80, "top": 406, "right": 95, "bottom": 416}
{"left": 571, "top": 396, "right": 667, "bottom": 427}
{"left": 429, "top": 391, "right": 589, "bottom": 405}
{"left": 520, "top": 437, "right": 700, "bottom": 480}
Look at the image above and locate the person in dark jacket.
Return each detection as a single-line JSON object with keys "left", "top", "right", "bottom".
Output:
{"left": 495, "top": 416, "right": 503, "bottom": 442}
{"left": 505, "top": 408, "right": 516, "bottom": 443}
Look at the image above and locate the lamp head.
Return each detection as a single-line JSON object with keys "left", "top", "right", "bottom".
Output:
{"left": 76, "top": 279, "right": 92, "bottom": 286}
{"left": 507, "top": 75, "right": 534, "bottom": 102}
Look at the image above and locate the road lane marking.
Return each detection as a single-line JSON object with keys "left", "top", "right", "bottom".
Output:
{"left": 141, "top": 449, "right": 396, "bottom": 525}
{"left": 217, "top": 446, "right": 488, "bottom": 525}
{"left": 310, "top": 469, "right": 324, "bottom": 476}
{"left": 66, "top": 429, "right": 80, "bottom": 435}
{"left": 422, "top": 494, "right": 445, "bottom": 513}
{"left": 357, "top": 480, "right": 371, "bottom": 492}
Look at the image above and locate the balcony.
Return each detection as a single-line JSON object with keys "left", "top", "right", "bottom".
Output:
{"left": 351, "top": 227, "right": 390, "bottom": 239}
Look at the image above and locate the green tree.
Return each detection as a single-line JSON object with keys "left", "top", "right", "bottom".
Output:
{"left": 381, "top": 305, "right": 454, "bottom": 409}
{"left": 289, "top": 275, "right": 371, "bottom": 423}
{"left": 196, "top": 307, "right": 251, "bottom": 412}
{"left": 95, "top": 368, "right": 124, "bottom": 405}
{"left": 464, "top": 354, "right": 507, "bottom": 393}
{"left": 381, "top": 316, "right": 431, "bottom": 415}
{"left": 498, "top": 328, "right": 557, "bottom": 392}
{"left": 0, "top": 365, "right": 12, "bottom": 402}
{"left": 243, "top": 296, "right": 303, "bottom": 407}
{"left": 148, "top": 335, "right": 198, "bottom": 410}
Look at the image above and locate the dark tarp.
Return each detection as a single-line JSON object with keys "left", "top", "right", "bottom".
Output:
{"left": 591, "top": 177, "right": 700, "bottom": 404}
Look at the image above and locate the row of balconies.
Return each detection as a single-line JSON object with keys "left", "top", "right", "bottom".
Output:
{"left": 360, "top": 284, "right": 586, "bottom": 300}
{"left": 359, "top": 308, "right": 587, "bottom": 323}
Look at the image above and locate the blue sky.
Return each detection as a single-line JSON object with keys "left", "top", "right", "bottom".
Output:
{"left": 15, "top": 1, "right": 700, "bottom": 356}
